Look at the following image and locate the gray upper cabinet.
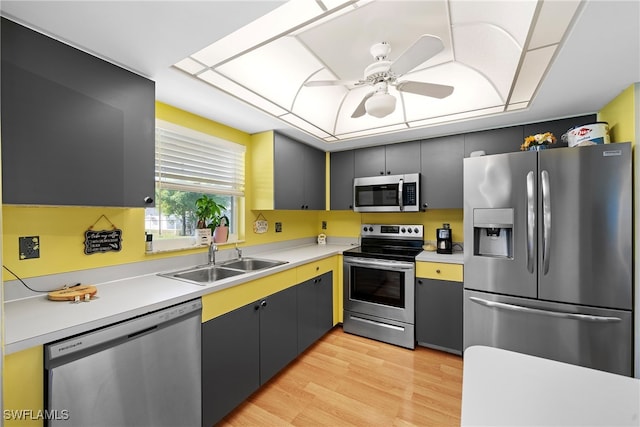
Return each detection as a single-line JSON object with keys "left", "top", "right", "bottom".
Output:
{"left": 330, "top": 150, "right": 355, "bottom": 210}
{"left": 354, "top": 145, "right": 386, "bottom": 177}
{"left": 463, "top": 114, "right": 597, "bottom": 157}
{"left": 354, "top": 141, "right": 421, "bottom": 177}
{"left": 420, "top": 135, "right": 464, "bottom": 209}
{"left": 523, "top": 114, "right": 596, "bottom": 149}
{"left": 464, "top": 126, "right": 524, "bottom": 157}
{"left": 1, "top": 18, "right": 155, "bottom": 207}
{"left": 385, "top": 141, "right": 422, "bottom": 175}
{"left": 274, "top": 133, "right": 325, "bottom": 210}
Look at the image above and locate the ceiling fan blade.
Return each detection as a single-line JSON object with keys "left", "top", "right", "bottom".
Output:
{"left": 351, "top": 92, "right": 374, "bottom": 118}
{"left": 304, "top": 79, "right": 361, "bottom": 87}
{"left": 391, "top": 35, "right": 444, "bottom": 76}
{"left": 396, "top": 81, "right": 454, "bottom": 99}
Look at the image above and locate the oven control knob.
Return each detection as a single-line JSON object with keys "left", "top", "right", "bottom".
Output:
{"left": 363, "top": 226, "right": 367, "bottom": 233}
{"left": 407, "top": 228, "right": 412, "bottom": 233}
{"left": 401, "top": 227, "right": 406, "bottom": 233}
{"left": 368, "top": 226, "right": 374, "bottom": 232}
{"left": 414, "top": 227, "right": 420, "bottom": 234}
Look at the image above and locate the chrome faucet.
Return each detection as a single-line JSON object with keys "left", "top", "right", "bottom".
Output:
{"left": 208, "top": 243, "right": 218, "bottom": 265}
{"left": 235, "top": 243, "right": 242, "bottom": 260}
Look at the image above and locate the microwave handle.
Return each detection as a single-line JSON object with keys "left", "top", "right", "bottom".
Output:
{"left": 398, "top": 178, "right": 404, "bottom": 211}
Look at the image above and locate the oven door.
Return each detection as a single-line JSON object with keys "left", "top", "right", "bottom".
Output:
{"left": 343, "top": 256, "right": 415, "bottom": 324}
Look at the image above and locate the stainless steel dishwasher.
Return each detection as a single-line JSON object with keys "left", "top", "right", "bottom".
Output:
{"left": 44, "top": 299, "right": 202, "bottom": 427}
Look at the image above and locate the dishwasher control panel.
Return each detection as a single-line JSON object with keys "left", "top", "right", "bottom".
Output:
{"left": 46, "top": 299, "right": 202, "bottom": 361}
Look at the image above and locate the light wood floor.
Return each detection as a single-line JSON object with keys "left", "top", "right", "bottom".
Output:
{"left": 218, "top": 327, "right": 464, "bottom": 426}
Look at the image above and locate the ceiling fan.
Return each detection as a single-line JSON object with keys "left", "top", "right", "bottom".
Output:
{"left": 304, "top": 35, "right": 454, "bottom": 118}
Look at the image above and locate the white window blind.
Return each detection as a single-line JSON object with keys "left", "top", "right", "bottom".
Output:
{"left": 155, "top": 120, "right": 245, "bottom": 196}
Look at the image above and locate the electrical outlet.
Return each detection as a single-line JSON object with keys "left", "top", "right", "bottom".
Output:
{"left": 19, "top": 236, "right": 40, "bottom": 260}
{"left": 275, "top": 222, "right": 282, "bottom": 233}
{"left": 321, "top": 221, "right": 327, "bottom": 230}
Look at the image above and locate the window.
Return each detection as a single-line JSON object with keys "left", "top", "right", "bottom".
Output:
{"left": 145, "top": 120, "right": 246, "bottom": 251}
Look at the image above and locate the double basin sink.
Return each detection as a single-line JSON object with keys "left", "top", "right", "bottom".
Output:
{"left": 159, "top": 257, "right": 287, "bottom": 286}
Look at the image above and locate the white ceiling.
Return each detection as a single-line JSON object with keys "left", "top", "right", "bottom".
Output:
{"left": 1, "top": 0, "right": 639, "bottom": 152}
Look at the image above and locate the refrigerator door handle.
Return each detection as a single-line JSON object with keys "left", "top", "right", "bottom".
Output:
{"left": 541, "top": 170, "right": 551, "bottom": 274}
{"left": 526, "top": 171, "right": 536, "bottom": 273}
{"left": 469, "top": 297, "right": 622, "bottom": 323}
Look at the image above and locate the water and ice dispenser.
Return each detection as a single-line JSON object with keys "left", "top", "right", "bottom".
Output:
{"left": 472, "top": 208, "right": 513, "bottom": 258}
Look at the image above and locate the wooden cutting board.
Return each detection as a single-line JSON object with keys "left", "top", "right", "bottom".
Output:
{"left": 48, "top": 285, "right": 97, "bottom": 301}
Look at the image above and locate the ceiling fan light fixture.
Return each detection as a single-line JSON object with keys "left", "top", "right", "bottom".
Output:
{"left": 365, "top": 92, "right": 396, "bottom": 118}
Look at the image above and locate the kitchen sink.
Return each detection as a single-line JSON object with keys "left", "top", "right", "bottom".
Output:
{"left": 160, "top": 266, "right": 245, "bottom": 285}
{"left": 159, "top": 257, "right": 287, "bottom": 285}
{"left": 220, "top": 258, "right": 287, "bottom": 271}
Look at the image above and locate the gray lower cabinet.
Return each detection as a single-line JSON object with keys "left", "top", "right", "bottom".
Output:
{"left": 202, "top": 273, "right": 334, "bottom": 426}
{"left": 201, "top": 285, "right": 297, "bottom": 427}
{"left": 297, "top": 272, "right": 333, "bottom": 353}
{"left": 259, "top": 286, "right": 299, "bottom": 384}
{"left": 202, "top": 302, "right": 259, "bottom": 427}
{"left": 420, "top": 135, "right": 464, "bottom": 209}
{"left": 415, "top": 277, "right": 463, "bottom": 354}
{"left": 274, "top": 133, "right": 325, "bottom": 210}
{"left": 330, "top": 150, "right": 355, "bottom": 210}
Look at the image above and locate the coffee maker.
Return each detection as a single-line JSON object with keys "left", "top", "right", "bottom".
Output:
{"left": 437, "top": 223, "right": 453, "bottom": 254}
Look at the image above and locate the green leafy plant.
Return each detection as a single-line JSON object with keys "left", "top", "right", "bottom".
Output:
{"left": 195, "top": 195, "right": 228, "bottom": 230}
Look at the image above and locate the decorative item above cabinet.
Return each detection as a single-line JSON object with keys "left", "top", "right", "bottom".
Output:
{"left": 1, "top": 18, "right": 155, "bottom": 207}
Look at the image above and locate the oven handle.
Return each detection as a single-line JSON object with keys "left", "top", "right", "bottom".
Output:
{"left": 344, "top": 257, "right": 414, "bottom": 270}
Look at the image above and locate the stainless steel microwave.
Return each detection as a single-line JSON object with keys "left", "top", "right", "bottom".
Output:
{"left": 353, "top": 173, "right": 420, "bottom": 212}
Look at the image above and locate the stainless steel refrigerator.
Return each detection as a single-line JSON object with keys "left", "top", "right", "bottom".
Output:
{"left": 463, "top": 143, "right": 633, "bottom": 376}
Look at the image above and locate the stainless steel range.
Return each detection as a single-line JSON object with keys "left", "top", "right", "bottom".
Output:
{"left": 343, "top": 224, "right": 423, "bottom": 349}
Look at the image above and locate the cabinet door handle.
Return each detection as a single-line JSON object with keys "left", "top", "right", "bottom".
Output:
{"left": 143, "top": 196, "right": 153, "bottom": 204}
{"left": 260, "top": 300, "right": 267, "bottom": 308}
{"left": 417, "top": 279, "right": 423, "bottom": 285}
{"left": 436, "top": 269, "right": 441, "bottom": 274}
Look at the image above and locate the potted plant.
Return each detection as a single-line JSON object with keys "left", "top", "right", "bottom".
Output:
{"left": 194, "top": 195, "right": 228, "bottom": 245}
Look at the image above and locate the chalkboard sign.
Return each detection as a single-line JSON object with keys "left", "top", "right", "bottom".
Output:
{"left": 84, "top": 229, "right": 122, "bottom": 255}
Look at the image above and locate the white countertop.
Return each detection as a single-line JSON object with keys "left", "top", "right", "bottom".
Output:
{"left": 4, "top": 243, "right": 352, "bottom": 355}
{"left": 461, "top": 346, "right": 640, "bottom": 426}
{"left": 416, "top": 250, "right": 464, "bottom": 264}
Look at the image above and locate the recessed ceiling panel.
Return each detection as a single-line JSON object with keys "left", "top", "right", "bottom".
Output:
{"left": 452, "top": 23, "right": 522, "bottom": 101}
{"left": 296, "top": 0, "right": 452, "bottom": 80}
{"left": 402, "top": 63, "right": 503, "bottom": 122}
{"left": 449, "top": 0, "right": 537, "bottom": 48}
{"left": 172, "top": 0, "right": 582, "bottom": 144}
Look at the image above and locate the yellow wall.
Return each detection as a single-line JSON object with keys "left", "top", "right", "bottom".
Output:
{"left": 319, "top": 209, "right": 464, "bottom": 243}
{"left": 598, "top": 83, "right": 637, "bottom": 146}
{"left": 3, "top": 346, "right": 43, "bottom": 427}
